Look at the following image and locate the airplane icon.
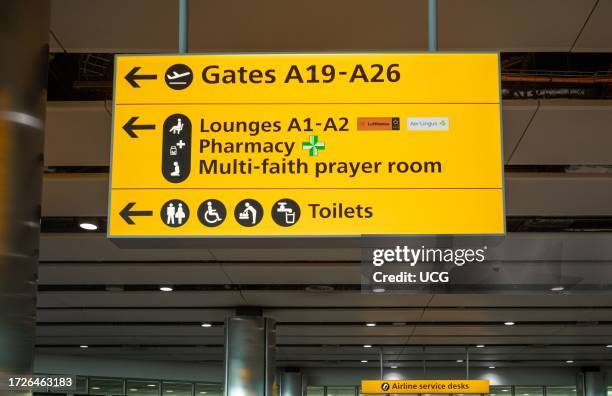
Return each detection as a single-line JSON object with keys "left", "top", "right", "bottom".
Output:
{"left": 164, "top": 64, "right": 193, "bottom": 90}
{"left": 166, "top": 70, "right": 191, "bottom": 85}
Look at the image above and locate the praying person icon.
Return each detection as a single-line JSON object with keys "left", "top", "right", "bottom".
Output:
{"left": 170, "top": 161, "right": 180, "bottom": 177}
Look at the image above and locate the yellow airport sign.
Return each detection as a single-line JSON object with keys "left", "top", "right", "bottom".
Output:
{"left": 361, "top": 380, "right": 490, "bottom": 394}
{"left": 109, "top": 53, "right": 504, "bottom": 238}
{"left": 114, "top": 53, "right": 500, "bottom": 105}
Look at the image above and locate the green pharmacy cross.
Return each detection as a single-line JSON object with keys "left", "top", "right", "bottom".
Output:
{"left": 302, "top": 135, "right": 326, "bottom": 157}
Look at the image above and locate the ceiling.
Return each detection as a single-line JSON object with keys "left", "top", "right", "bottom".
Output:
{"left": 38, "top": 0, "right": 612, "bottom": 370}
{"left": 49, "top": 0, "right": 612, "bottom": 53}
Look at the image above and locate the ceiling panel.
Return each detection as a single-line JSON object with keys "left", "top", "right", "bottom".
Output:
{"left": 505, "top": 173, "right": 612, "bottom": 216}
{"left": 266, "top": 308, "right": 425, "bottom": 323}
{"left": 36, "top": 336, "right": 224, "bottom": 345}
{"left": 37, "top": 291, "right": 245, "bottom": 308}
{"left": 429, "top": 294, "right": 612, "bottom": 307}
{"left": 38, "top": 263, "right": 231, "bottom": 285}
{"left": 42, "top": 174, "right": 108, "bottom": 217}
{"left": 411, "top": 325, "right": 564, "bottom": 336}
{"left": 572, "top": 0, "right": 612, "bottom": 52}
{"left": 49, "top": 0, "right": 611, "bottom": 54}
{"left": 420, "top": 308, "right": 612, "bottom": 322}
{"left": 37, "top": 325, "right": 224, "bottom": 337}
{"left": 241, "top": 291, "right": 434, "bottom": 307}
{"left": 438, "top": 0, "right": 596, "bottom": 51}
{"left": 50, "top": 0, "right": 178, "bottom": 53}
{"left": 407, "top": 336, "right": 612, "bottom": 345}
{"left": 37, "top": 308, "right": 233, "bottom": 323}
{"left": 509, "top": 101, "right": 612, "bottom": 165}
{"left": 210, "top": 248, "right": 361, "bottom": 262}
{"left": 188, "top": 0, "right": 427, "bottom": 52}
{"left": 221, "top": 262, "right": 361, "bottom": 284}
{"left": 39, "top": 234, "right": 214, "bottom": 262}
{"left": 502, "top": 101, "right": 538, "bottom": 163}
{"left": 45, "top": 101, "right": 110, "bottom": 166}
{"left": 277, "top": 325, "right": 414, "bottom": 337}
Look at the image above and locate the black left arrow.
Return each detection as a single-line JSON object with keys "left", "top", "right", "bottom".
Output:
{"left": 125, "top": 66, "right": 157, "bottom": 88}
{"left": 123, "top": 116, "right": 155, "bottom": 138}
{"left": 120, "top": 202, "right": 153, "bottom": 225}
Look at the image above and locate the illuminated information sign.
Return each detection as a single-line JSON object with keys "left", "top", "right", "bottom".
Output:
{"left": 361, "top": 380, "right": 490, "bottom": 394}
{"left": 109, "top": 53, "right": 504, "bottom": 238}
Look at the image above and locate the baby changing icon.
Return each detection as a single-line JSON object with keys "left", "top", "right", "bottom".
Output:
{"left": 234, "top": 199, "right": 264, "bottom": 227}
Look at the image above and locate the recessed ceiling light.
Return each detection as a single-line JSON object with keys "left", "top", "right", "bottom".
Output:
{"left": 159, "top": 286, "right": 173, "bottom": 292}
{"left": 91, "top": 387, "right": 100, "bottom": 390}
{"left": 79, "top": 222, "right": 98, "bottom": 231}
{"left": 606, "top": 344, "right": 612, "bottom": 348}
{"left": 476, "top": 344, "right": 485, "bottom": 348}
{"left": 200, "top": 392, "right": 207, "bottom": 395}
{"left": 361, "top": 360, "right": 368, "bottom": 363}
{"left": 147, "top": 384, "right": 157, "bottom": 387}
{"left": 166, "top": 391, "right": 174, "bottom": 393}
{"left": 390, "top": 365, "right": 398, "bottom": 369}
{"left": 130, "top": 389, "right": 138, "bottom": 392}
{"left": 551, "top": 286, "right": 565, "bottom": 292}
{"left": 363, "top": 344, "right": 372, "bottom": 348}
{"left": 502, "top": 390, "right": 509, "bottom": 392}
{"left": 489, "top": 366, "right": 496, "bottom": 369}
{"left": 372, "top": 287, "right": 386, "bottom": 293}
{"left": 201, "top": 323, "right": 212, "bottom": 328}
{"left": 504, "top": 321, "right": 515, "bottom": 326}
{"left": 79, "top": 345, "right": 88, "bottom": 349}
{"left": 566, "top": 360, "right": 574, "bottom": 363}
{"left": 456, "top": 359, "right": 464, "bottom": 363}
{"left": 366, "top": 323, "right": 376, "bottom": 327}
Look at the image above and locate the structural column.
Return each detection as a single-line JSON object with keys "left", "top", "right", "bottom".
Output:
{"left": 225, "top": 315, "right": 277, "bottom": 396}
{"left": 0, "top": 0, "right": 50, "bottom": 392}
{"left": 577, "top": 369, "right": 607, "bottom": 396}
{"left": 280, "top": 371, "right": 304, "bottom": 396}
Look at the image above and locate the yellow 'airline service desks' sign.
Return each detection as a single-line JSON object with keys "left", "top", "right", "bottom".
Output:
{"left": 109, "top": 53, "right": 504, "bottom": 238}
{"left": 361, "top": 380, "right": 490, "bottom": 394}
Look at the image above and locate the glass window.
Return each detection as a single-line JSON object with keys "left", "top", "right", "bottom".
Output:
{"left": 162, "top": 381, "right": 192, "bottom": 396}
{"left": 307, "top": 386, "right": 325, "bottom": 396}
{"left": 89, "top": 377, "right": 124, "bottom": 395}
{"left": 327, "top": 386, "right": 356, "bottom": 396}
{"left": 195, "top": 382, "right": 223, "bottom": 396}
{"left": 547, "top": 386, "right": 577, "bottom": 396}
{"left": 515, "top": 386, "right": 544, "bottom": 396}
{"left": 488, "top": 386, "right": 513, "bottom": 396}
{"left": 127, "top": 380, "right": 160, "bottom": 396}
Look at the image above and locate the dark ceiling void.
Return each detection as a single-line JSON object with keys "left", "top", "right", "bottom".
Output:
{"left": 47, "top": 53, "right": 612, "bottom": 101}
{"left": 40, "top": 216, "right": 612, "bottom": 233}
